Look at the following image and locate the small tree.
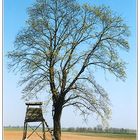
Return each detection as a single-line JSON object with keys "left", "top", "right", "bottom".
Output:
{"left": 8, "top": 0, "right": 130, "bottom": 140}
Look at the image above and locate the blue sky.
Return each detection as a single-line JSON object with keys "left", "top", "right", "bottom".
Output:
{"left": 3, "top": 0, "right": 137, "bottom": 129}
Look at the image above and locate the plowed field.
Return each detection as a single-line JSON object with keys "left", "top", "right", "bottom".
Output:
{"left": 4, "top": 130, "right": 136, "bottom": 140}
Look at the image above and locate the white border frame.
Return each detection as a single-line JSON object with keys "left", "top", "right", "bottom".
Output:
{"left": 1, "top": 0, "right": 2, "bottom": 139}
{"left": 1, "top": 0, "right": 138, "bottom": 140}
{"left": 138, "top": 0, "right": 139, "bottom": 138}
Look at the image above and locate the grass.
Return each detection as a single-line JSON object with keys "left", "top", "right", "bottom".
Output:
{"left": 63, "top": 132, "right": 136, "bottom": 138}
{"left": 4, "top": 127, "right": 39, "bottom": 131}
{"left": 4, "top": 127, "right": 23, "bottom": 131}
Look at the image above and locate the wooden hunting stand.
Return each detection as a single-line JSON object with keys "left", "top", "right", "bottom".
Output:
{"left": 22, "top": 102, "right": 54, "bottom": 140}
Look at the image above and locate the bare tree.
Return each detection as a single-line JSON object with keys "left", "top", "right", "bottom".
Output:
{"left": 7, "top": 0, "right": 130, "bottom": 140}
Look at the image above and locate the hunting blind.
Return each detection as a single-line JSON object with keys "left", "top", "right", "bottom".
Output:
{"left": 22, "top": 102, "right": 54, "bottom": 140}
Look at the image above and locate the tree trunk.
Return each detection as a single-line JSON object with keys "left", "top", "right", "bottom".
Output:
{"left": 53, "top": 105, "right": 62, "bottom": 140}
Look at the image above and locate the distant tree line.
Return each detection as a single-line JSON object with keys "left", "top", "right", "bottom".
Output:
{"left": 4, "top": 125, "right": 136, "bottom": 134}
{"left": 62, "top": 125, "right": 136, "bottom": 134}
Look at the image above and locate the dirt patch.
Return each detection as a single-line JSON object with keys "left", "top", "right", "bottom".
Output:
{"left": 4, "top": 130, "right": 136, "bottom": 140}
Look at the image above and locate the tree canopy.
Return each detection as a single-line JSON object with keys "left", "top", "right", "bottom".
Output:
{"left": 8, "top": 0, "right": 130, "bottom": 139}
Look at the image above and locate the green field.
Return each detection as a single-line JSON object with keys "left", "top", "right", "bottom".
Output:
{"left": 68, "top": 132, "right": 136, "bottom": 138}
